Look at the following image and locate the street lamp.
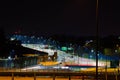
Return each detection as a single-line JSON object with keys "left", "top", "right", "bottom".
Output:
{"left": 96, "top": 0, "right": 99, "bottom": 80}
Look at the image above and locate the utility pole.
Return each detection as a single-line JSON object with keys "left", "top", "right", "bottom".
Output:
{"left": 96, "top": 0, "right": 99, "bottom": 80}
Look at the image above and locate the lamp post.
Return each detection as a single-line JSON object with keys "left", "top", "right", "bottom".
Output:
{"left": 96, "top": 0, "right": 99, "bottom": 80}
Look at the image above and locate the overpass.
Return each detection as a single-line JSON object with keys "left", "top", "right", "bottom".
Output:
{"left": 21, "top": 44, "right": 108, "bottom": 67}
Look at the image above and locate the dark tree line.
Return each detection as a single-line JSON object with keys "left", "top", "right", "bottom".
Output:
{"left": 0, "top": 28, "right": 22, "bottom": 58}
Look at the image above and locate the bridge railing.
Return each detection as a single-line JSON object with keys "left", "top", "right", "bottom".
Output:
{"left": 0, "top": 71, "right": 120, "bottom": 80}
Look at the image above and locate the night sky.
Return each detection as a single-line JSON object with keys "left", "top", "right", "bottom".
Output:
{"left": 0, "top": 0, "right": 120, "bottom": 37}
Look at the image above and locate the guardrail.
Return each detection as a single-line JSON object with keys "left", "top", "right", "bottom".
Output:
{"left": 0, "top": 71, "right": 93, "bottom": 80}
{"left": 0, "top": 71, "right": 120, "bottom": 80}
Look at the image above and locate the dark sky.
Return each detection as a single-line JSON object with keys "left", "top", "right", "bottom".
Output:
{"left": 0, "top": 0, "right": 120, "bottom": 37}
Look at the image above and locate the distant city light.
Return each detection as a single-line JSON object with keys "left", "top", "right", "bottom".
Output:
{"left": 8, "top": 56, "right": 11, "bottom": 60}
{"left": 10, "top": 38, "right": 15, "bottom": 41}
{"left": 115, "top": 50, "right": 118, "bottom": 53}
{"left": 91, "top": 49, "right": 94, "bottom": 53}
